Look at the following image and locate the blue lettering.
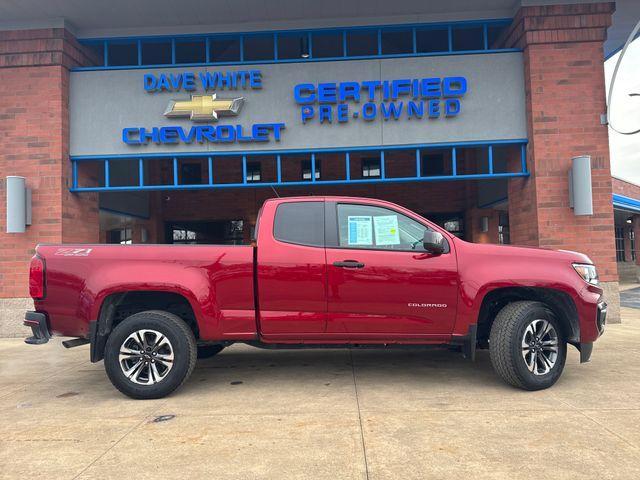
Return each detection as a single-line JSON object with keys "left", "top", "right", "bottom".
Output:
{"left": 407, "top": 101, "right": 424, "bottom": 119}
{"left": 362, "top": 103, "right": 377, "bottom": 121}
{"left": 143, "top": 74, "right": 157, "bottom": 92}
{"left": 251, "top": 124, "right": 269, "bottom": 142}
{"left": 443, "top": 77, "right": 467, "bottom": 97}
{"left": 380, "top": 102, "right": 403, "bottom": 120}
{"left": 160, "top": 127, "right": 180, "bottom": 144}
{"left": 249, "top": 70, "right": 262, "bottom": 88}
{"left": 428, "top": 100, "right": 440, "bottom": 118}
{"left": 318, "top": 83, "right": 337, "bottom": 103}
{"left": 391, "top": 79, "right": 411, "bottom": 99}
{"left": 183, "top": 72, "right": 196, "bottom": 91}
{"left": 339, "top": 82, "right": 360, "bottom": 102}
{"left": 122, "top": 128, "right": 140, "bottom": 144}
{"left": 319, "top": 105, "right": 333, "bottom": 123}
{"left": 421, "top": 78, "right": 441, "bottom": 98}
{"left": 295, "top": 84, "right": 316, "bottom": 104}
{"left": 337, "top": 104, "right": 349, "bottom": 122}
{"left": 445, "top": 98, "right": 461, "bottom": 116}
{"left": 301, "top": 106, "right": 315, "bottom": 123}
{"left": 216, "top": 125, "right": 235, "bottom": 142}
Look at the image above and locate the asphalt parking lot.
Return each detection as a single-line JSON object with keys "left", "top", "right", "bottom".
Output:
{"left": 1, "top": 309, "right": 640, "bottom": 480}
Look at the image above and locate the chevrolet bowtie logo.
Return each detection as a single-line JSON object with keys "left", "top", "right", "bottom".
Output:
{"left": 164, "top": 94, "right": 244, "bottom": 122}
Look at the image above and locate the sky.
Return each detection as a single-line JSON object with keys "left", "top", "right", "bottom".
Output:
{"left": 605, "top": 38, "right": 640, "bottom": 185}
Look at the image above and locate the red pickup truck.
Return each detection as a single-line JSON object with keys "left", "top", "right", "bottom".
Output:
{"left": 24, "top": 196, "right": 606, "bottom": 399}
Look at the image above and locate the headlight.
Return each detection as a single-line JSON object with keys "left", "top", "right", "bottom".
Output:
{"left": 573, "top": 263, "right": 599, "bottom": 285}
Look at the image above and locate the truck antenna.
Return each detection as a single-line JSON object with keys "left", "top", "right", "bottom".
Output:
{"left": 270, "top": 186, "right": 280, "bottom": 198}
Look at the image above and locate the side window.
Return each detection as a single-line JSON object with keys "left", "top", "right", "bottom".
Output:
{"left": 337, "top": 204, "right": 429, "bottom": 251}
{"left": 273, "top": 202, "right": 324, "bottom": 247}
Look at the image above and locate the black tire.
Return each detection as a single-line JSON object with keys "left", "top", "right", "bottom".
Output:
{"left": 489, "top": 301, "right": 567, "bottom": 391}
{"left": 104, "top": 310, "right": 197, "bottom": 399}
{"left": 197, "top": 344, "right": 224, "bottom": 359}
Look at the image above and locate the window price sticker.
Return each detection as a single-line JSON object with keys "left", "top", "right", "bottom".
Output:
{"left": 348, "top": 216, "right": 373, "bottom": 245}
{"left": 374, "top": 215, "right": 400, "bottom": 246}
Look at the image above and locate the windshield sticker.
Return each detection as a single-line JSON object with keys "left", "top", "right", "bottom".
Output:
{"left": 373, "top": 215, "right": 400, "bottom": 246}
{"left": 348, "top": 216, "right": 373, "bottom": 245}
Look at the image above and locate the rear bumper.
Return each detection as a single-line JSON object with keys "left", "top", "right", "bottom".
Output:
{"left": 24, "top": 311, "right": 51, "bottom": 345}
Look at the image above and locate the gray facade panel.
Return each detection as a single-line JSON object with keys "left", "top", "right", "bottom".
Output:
{"left": 69, "top": 52, "right": 527, "bottom": 156}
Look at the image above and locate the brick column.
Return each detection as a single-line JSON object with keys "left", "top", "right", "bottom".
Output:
{"left": 503, "top": 3, "right": 621, "bottom": 321}
{"left": 0, "top": 28, "right": 99, "bottom": 336}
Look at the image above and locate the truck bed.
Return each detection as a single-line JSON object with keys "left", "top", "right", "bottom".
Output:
{"left": 34, "top": 244, "right": 256, "bottom": 340}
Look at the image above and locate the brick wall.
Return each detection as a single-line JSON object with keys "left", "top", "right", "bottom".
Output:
{"left": 0, "top": 29, "right": 98, "bottom": 298}
{"left": 612, "top": 177, "right": 640, "bottom": 199}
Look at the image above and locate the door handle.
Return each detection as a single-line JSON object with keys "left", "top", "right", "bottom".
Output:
{"left": 333, "top": 260, "right": 365, "bottom": 269}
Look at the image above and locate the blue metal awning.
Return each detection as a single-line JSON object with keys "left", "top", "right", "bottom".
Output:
{"left": 613, "top": 193, "right": 640, "bottom": 213}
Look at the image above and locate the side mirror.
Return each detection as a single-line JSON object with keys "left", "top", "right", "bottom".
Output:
{"left": 423, "top": 230, "right": 446, "bottom": 255}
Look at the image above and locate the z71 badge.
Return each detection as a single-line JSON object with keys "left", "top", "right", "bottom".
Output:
{"left": 54, "top": 248, "right": 93, "bottom": 257}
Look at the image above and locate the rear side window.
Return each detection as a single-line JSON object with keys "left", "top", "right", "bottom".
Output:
{"left": 273, "top": 202, "right": 324, "bottom": 247}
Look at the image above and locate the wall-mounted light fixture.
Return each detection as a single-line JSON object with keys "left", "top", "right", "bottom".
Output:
{"left": 568, "top": 155, "right": 593, "bottom": 216}
{"left": 300, "top": 36, "right": 310, "bottom": 58}
{"left": 6, "top": 176, "right": 32, "bottom": 233}
{"left": 480, "top": 216, "right": 489, "bottom": 233}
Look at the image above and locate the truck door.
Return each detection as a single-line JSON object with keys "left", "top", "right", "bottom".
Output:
{"left": 324, "top": 201, "right": 458, "bottom": 338}
{"left": 256, "top": 200, "right": 327, "bottom": 338}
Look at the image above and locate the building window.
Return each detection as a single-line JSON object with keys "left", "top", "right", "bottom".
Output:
{"left": 362, "top": 158, "right": 381, "bottom": 178}
{"left": 243, "top": 35, "right": 274, "bottom": 61}
{"left": 301, "top": 159, "right": 321, "bottom": 181}
{"left": 209, "top": 37, "right": 241, "bottom": 62}
{"left": 421, "top": 154, "right": 446, "bottom": 176}
{"left": 381, "top": 29, "right": 413, "bottom": 54}
{"left": 346, "top": 30, "right": 378, "bottom": 56}
{"left": 452, "top": 25, "right": 484, "bottom": 51}
{"left": 141, "top": 40, "right": 172, "bottom": 65}
{"left": 630, "top": 228, "right": 637, "bottom": 262}
{"left": 180, "top": 163, "right": 202, "bottom": 185}
{"left": 277, "top": 34, "right": 310, "bottom": 59}
{"left": 615, "top": 227, "right": 626, "bottom": 262}
{"left": 415, "top": 28, "right": 449, "bottom": 53}
{"left": 108, "top": 228, "right": 132, "bottom": 244}
{"left": 311, "top": 32, "right": 343, "bottom": 58}
{"left": 246, "top": 162, "right": 261, "bottom": 183}
{"left": 175, "top": 39, "right": 206, "bottom": 64}
{"left": 107, "top": 42, "right": 137, "bottom": 66}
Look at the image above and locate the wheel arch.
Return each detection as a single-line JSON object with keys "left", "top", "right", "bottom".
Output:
{"left": 90, "top": 290, "right": 200, "bottom": 362}
{"left": 476, "top": 287, "right": 580, "bottom": 347}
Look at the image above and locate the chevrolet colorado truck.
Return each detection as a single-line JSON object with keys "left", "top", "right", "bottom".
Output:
{"left": 24, "top": 196, "right": 606, "bottom": 399}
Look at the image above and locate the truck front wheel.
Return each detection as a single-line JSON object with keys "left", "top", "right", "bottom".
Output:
{"left": 104, "top": 310, "right": 197, "bottom": 399}
{"left": 489, "top": 301, "right": 567, "bottom": 390}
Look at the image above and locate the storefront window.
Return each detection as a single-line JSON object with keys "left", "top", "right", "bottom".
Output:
{"left": 246, "top": 162, "right": 262, "bottom": 182}
{"left": 301, "top": 159, "right": 321, "bottom": 180}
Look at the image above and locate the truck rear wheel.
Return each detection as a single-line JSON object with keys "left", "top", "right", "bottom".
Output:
{"left": 489, "top": 301, "right": 567, "bottom": 391}
{"left": 104, "top": 310, "right": 197, "bottom": 399}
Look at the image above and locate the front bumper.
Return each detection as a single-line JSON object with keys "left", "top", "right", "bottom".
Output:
{"left": 24, "top": 311, "right": 50, "bottom": 345}
{"left": 578, "top": 301, "right": 607, "bottom": 364}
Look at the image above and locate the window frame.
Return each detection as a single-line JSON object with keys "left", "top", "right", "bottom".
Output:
{"left": 326, "top": 201, "right": 450, "bottom": 254}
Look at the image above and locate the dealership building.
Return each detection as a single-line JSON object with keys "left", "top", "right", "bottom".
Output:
{"left": 1, "top": 0, "right": 639, "bottom": 334}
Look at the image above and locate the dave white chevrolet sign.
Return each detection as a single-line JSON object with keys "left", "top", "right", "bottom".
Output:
{"left": 69, "top": 53, "right": 527, "bottom": 155}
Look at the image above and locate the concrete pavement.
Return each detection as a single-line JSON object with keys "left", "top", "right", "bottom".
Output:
{"left": 1, "top": 309, "right": 640, "bottom": 479}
